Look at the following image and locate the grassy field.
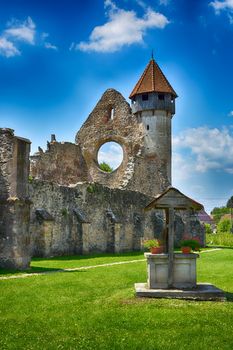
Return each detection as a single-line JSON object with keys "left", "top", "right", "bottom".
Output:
{"left": 0, "top": 249, "right": 233, "bottom": 350}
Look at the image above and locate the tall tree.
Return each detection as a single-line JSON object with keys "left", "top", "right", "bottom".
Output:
{"left": 227, "top": 196, "right": 233, "bottom": 208}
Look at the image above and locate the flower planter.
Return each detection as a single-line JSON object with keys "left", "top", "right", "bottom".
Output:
{"left": 181, "top": 246, "right": 191, "bottom": 254}
{"left": 150, "top": 246, "right": 164, "bottom": 254}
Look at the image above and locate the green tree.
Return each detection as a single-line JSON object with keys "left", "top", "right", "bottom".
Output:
{"left": 99, "top": 162, "right": 113, "bottom": 173}
{"left": 227, "top": 196, "right": 233, "bottom": 208}
{"left": 211, "top": 206, "right": 230, "bottom": 224}
{"left": 217, "top": 218, "right": 231, "bottom": 234}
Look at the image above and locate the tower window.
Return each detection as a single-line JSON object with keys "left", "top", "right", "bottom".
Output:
{"left": 142, "top": 93, "right": 148, "bottom": 101}
{"left": 158, "top": 94, "right": 165, "bottom": 100}
{"left": 147, "top": 125, "right": 149, "bottom": 130}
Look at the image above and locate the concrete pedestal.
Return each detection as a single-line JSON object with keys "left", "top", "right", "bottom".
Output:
{"left": 146, "top": 252, "right": 198, "bottom": 289}
{"left": 135, "top": 252, "right": 225, "bottom": 301}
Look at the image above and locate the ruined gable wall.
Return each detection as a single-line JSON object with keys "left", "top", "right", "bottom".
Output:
{"left": 75, "top": 89, "right": 144, "bottom": 189}
{"left": 30, "top": 142, "right": 89, "bottom": 186}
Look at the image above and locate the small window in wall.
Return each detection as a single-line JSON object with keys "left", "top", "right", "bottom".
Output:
{"left": 158, "top": 94, "right": 165, "bottom": 100}
{"left": 147, "top": 125, "right": 149, "bottom": 130}
{"left": 142, "top": 93, "right": 148, "bottom": 101}
{"left": 171, "top": 96, "right": 174, "bottom": 103}
{"left": 109, "top": 108, "right": 115, "bottom": 120}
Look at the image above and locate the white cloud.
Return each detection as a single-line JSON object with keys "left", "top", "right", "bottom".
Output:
{"left": 44, "top": 42, "right": 58, "bottom": 50}
{"left": 76, "top": 0, "right": 169, "bottom": 53}
{"left": 210, "top": 0, "right": 233, "bottom": 22}
{"left": 228, "top": 110, "right": 233, "bottom": 116}
{"left": 210, "top": 0, "right": 233, "bottom": 13}
{"left": 5, "top": 17, "right": 36, "bottom": 44}
{"left": 173, "top": 126, "right": 233, "bottom": 174}
{"left": 0, "top": 37, "right": 20, "bottom": 57}
{"left": 0, "top": 17, "right": 57, "bottom": 58}
{"left": 172, "top": 152, "right": 194, "bottom": 181}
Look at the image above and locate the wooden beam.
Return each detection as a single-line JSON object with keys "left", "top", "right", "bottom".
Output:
{"left": 168, "top": 207, "right": 174, "bottom": 288}
{"left": 164, "top": 209, "right": 169, "bottom": 253}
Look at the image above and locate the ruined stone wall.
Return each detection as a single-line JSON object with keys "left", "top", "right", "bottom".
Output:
{"left": 29, "top": 180, "right": 205, "bottom": 258}
{"left": 30, "top": 89, "right": 172, "bottom": 198}
{"left": 0, "top": 128, "right": 31, "bottom": 269}
{"left": 30, "top": 141, "right": 88, "bottom": 186}
{"left": 75, "top": 89, "right": 144, "bottom": 189}
{"left": 29, "top": 180, "right": 155, "bottom": 256}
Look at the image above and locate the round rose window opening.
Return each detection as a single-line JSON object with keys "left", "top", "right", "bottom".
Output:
{"left": 97, "top": 141, "right": 123, "bottom": 173}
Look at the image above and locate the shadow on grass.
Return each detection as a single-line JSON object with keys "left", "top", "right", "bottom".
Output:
{"left": 32, "top": 251, "right": 144, "bottom": 263}
{"left": 0, "top": 265, "right": 88, "bottom": 278}
{"left": 225, "top": 292, "right": 233, "bottom": 302}
{"left": 0, "top": 251, "right": 144, "bottom": 277}
{"left": 0, "top": 266, "right": 62, "bottom": 276}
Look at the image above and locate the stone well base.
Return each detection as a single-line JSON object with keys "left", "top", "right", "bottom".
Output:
{"left": 135, "top": 283, "right": 226, "bottom": 301}
{"left": 145, "top": 253, "right": 199, "bottom": 289}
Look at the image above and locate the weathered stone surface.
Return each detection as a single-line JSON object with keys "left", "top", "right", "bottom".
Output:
{"left": 0, "top": 128, "right": 31, "bottom": 269}
{"left": 29, "top": 180, "right": 154, "bottom": 256}
{"left": 30, "top": 141, "right": 88, "bottom": 186}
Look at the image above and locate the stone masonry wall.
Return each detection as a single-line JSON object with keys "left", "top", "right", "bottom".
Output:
{"left": 0, "top": 128, "right": 31, "bottom": 269}
{"left": 29, "top": 180, "right": 154, "bottom": 256}
{"left": 29, "top": 180, "right": 205, "bottom": 257}
{"left": 30, "top": 141, "right": 88, "bottom": 186}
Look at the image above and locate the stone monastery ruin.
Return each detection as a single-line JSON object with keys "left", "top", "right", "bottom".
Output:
{"left": 0, "top": 58, "right": 204, "bottom": 269}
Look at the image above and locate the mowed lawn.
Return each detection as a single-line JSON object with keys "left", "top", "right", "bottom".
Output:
{"left": 0, "top": 249, "right": 233, "bottom": 350}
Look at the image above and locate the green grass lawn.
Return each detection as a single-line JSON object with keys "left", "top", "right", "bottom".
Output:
{"left": 0, "top": 249, "right": 233, "bottom": 350}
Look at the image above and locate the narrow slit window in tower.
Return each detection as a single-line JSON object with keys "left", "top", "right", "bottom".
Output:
{"left": 147, "top": 125, "right": 149, "bottom": 130}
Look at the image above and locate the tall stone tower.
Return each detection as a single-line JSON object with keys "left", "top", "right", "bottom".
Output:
{"left": 128, "top": 57, "right": 177, "bottom": 195}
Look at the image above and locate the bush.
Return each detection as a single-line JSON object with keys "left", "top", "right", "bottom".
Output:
{"left": 217, "top": 218, "right": 231, "bottom": 234}
{"left": 206, "top": 233, "right": 233, "bottom": 247}
{"left": 99, "top": 162, "right": 113, "bottom": 173}
{"left": 204, "top": 223, "right": 213, "bottom": 234}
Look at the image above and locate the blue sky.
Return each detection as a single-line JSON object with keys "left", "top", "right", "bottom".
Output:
{"left": 0, "top": 0, "right": 233, "bottom": 213}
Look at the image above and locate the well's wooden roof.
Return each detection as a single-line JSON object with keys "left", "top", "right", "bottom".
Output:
{"left": 145, "top": 187, "right": 204, "bottom": 211}
{"left": 129, "top": 59, "right": 177, "bottom": 99}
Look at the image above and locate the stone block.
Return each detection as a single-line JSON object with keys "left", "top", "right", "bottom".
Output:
{"left": 145, "top": 252, "right": 199, "bottom": 289}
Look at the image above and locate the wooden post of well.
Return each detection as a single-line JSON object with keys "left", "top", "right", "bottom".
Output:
{"left": 168, "top": 207, "right": 175, "bottom": 288}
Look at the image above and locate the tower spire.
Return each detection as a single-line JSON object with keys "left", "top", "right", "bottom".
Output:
{"left": 151, "top": 49, "right": 154, "bottom": 60}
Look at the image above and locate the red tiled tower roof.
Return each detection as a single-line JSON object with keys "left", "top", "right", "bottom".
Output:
{"left": 129, "top": 59, "right": 177, "bottom": 99}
